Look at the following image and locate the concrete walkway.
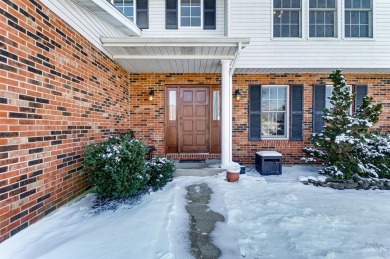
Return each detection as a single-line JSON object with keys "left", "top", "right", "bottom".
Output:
{"left": 186, "top": 183, "right": 225, "bottom": 259}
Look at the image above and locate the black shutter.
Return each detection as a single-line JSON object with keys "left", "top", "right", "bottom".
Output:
{"left": 136, "top": 0, "right": 149, "bottom": 29}
{"left": 355, "top": 84, "right": 368, "bottom": 111}
{"left": 290, "top": 84, "right": 304, "bottom": 141}
{"left": 204, "top": 0, "right": 216, "bottom": 30}
{"left": 249, "top": 85, "right": 262, "bottom": 141}
{"left": 313, "top": 85, "right": 326, "bottom": 133}
{"left": 166, "top": 0, "right": 178, "bottom": 29}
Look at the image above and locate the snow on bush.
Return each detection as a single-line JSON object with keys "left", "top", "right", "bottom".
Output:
{"left": 302, "top": 69, "right": 389, "bottom": 180}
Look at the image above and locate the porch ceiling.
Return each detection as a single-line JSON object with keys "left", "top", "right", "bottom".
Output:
{"left": 101, "top": 37, "right": 250, "bottom": 73}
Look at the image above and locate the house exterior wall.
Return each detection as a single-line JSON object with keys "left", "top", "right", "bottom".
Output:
{"left": 140, "top": 0, "right": 226, "bottom": 37}
{"left": 127, "top": 73, "right": 390, "bottom": 164}
{"left": 0, "top": 0, "right": 131, "bottom": 242}
{"left": 230, "top": 0, "right": 390, "bottom": 70}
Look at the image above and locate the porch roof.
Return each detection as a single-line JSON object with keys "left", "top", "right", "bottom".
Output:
{"left": 101, "top": 37, "right": 250, "bottom": 73}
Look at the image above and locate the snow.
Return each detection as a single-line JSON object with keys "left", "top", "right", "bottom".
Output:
{"left": 256, "top": 151, "right": 282, "bottom": 157}
{"left": 1, "top": 166, "right": 390, "bottom": 259}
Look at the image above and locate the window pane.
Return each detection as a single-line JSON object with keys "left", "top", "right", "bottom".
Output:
{"left": 316, "top": 12, "right": 324, "bottom": 24}
{"left": 318, "top": 0, "right": 326, "bottom": 8}
{"left": 261, "top": 87, "right": 287, "bottom": 137}
{"left": 317, "top": 25, "right": 324, "bottom": 37}
{"left": 353, "top": 0, "right": 360, "bottom": 8}
{"left": 360, "top": 25, "right": 368, "bottom": 37}
{"left": 325, "top": 12, "right": 334, "bottom": 24}
{"left": 181, "top": 7, "right": 190, "bottom": 16}
{"left": 351, "top": 12, "right": 359, "bottom": 23}
{"left": 360, "top": 11, "right": 368, "bottom": 24}
{"left": 345, "top": 0, "right": 352, "bottom": 8}
{"left": 325, "top": 25, "right": 334, "bottom": 37}
{"left": 327, "top": 0, "right": 336, "bottom": 8}
{"left": 282, "top": 11, "right": 290, "bottom": 23}
{"left": 282, "top": 0, "right": 290, "bottom": 8}
{"left": 181, "top": 17, "right": 190, "bottom": 26}
{"left": 192, "top": 7, "right": 201, "bottom": 16}
{"left": 309, "top": 24, "right": 315, "bottom": 36}
{"left": 290, "top": 25, "right": 299, "bottom": 37}
{"left": 274, "top": 0, "right": 282, "bottom": 8}
{"left": 213, "top": 91, "right": 220, "bottom": 121}
{"left": 169, "top": 91, "right": 177, "bottom": 121}
{"left": 351, "top": 25, "right": 359, "bottom": 36}
{"left": 291, "top": 11, "right": 299, "bottom": 24}
{"left": 291, "top": 0, "right": 301, "bottom": 8}
{"left": 345, "top": 11, "right": 351, "bottom": 24}
{"left": 361, "top": 0, "right": 370, "bottom": 9}
{"left": 309, "top": 0, "right": 316, "bottom": 8}
{"left": 191, "top": 18, "right": 201, "bottom": 26}
{"left": 274, "top": 25, "right": 281, "bottom": 37}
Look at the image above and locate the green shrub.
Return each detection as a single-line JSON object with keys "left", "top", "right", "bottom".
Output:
{"left": 302, "top": 69, "right": 388, "bottom": 180}
{"left": 147, "top": 156, "right": 175, "bottom": 190}
{"left": 82, "top": 134, "right": 149, "bottom": 199}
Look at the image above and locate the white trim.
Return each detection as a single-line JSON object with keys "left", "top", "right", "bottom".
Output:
{"left": 113, "top": 55, "right": 234, "bottom": 59}
{"left": 221, "top": 59, "right": 232, "bottom": 168}
{"left": 260, "top": 85, "right": 290, "bottom": 140}
{"left": 178, "top": 0, "right": 203, "bottom": 29}
{"left": 101, "top": 37, "right": 250, "bottom": 47}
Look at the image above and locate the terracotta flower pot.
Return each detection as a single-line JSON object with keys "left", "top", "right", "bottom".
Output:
{"left": 226, "top": 171, "right": 240, "bottom": 182}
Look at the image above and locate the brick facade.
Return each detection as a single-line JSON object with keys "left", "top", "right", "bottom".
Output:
{"left": 127, "top": 73, "right": 390, "bottom": 164}
{"left": 0, "top": 0, "right": 131, "bottom": 242}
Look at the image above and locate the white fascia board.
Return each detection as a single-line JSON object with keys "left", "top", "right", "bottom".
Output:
{"left": 113, "top": 55, "right": 235, "bottom": 60}
{"left": 73, "top": 0, "right": 141, "bottom": 36}
{"left": 101, "top": 37, "right": 250, "bottom": 47}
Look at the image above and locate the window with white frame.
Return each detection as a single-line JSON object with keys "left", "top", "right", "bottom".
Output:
{"left": 180, "top": 0, "right": 201, "bottom": 27}
{"left": 261, "top": 86, "right": 288, "bottom": 138}
{"left": 112, "top": 0, "right": 134, "bottom": 21}
{"left": 345, "top": 0, "right": 372, "bottom": 38}
{"left": 309, "top": 0, "right": 337, "bottom": 37}
{"left": 273, "top": 0, "right": 301, "bottom": 37}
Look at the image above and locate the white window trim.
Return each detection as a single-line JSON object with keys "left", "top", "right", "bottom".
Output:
{"left": 110, "top": 0, "right": 137, "bottom": 23}
{"left": 271, "top": 0, "right": 375, "bottom": 41}
{"left": 341, "top": 0, "right": 375, "bottom": 40}
{"left": 178, "top": 0, "right": 203, "bottom": 29}
{"left": 307, "top": 0, "right": 338, "bottom": 39}
{"left": 270, "top": 0, "right": 304, "bottom": 40}
{"left": 261, "top": 85, "right": 290, "bottom": 140}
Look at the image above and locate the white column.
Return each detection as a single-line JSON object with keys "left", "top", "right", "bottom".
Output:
{"left": 221, "top": 59, "right": 232, "bottom": 168}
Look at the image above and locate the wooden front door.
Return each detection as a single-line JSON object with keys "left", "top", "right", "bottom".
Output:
{"left": 179, "top": 88, "right": 209, "bottom": 153}
{"left": 165, "top": 86, "right": 221, "bottom": 154}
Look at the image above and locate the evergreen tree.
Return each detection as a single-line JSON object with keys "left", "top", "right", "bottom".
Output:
{"left": 302, "top": 69, "right": 388, "bottom": 180}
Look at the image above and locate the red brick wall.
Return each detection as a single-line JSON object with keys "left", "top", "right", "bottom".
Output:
{"left": 0, "top": 0, "right": 131, "bottom": 242}
{"left": 232, "top": 73, "right": 390, "bottom": 164}
{"left": 127, "top": 73, "right": 390, "bottom": 164}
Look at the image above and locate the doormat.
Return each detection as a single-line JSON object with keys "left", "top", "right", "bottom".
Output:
{"left": 179, "top": 159, "right": 206, "bottom": 163}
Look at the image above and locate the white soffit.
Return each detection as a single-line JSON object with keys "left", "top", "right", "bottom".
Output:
{"left": 101, "top": 37, "right": 250, "bottom": 73}
{"left": 72, "top": 0, "right": 141, "bottom": 36}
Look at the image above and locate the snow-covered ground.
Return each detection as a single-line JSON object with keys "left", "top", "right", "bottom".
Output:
{"left": 1, "top": 166, "right": 390, "bottom": 259}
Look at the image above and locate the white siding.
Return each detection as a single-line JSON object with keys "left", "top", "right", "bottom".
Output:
{"left": 230, "top": 0, "right": 390, "bottom": 69}
{"left": 140, "top": 0, "right": 225, "bottom": 37}
{"left": 41, "top": 0, "right": 133, "bottom": 56}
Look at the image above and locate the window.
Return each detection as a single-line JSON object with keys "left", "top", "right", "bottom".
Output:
{"left": 325, "top": 85, "right": 352, "bottom": 111}
{"left": 261, "top": 86, "right": 288, "bottom": 138}
{"left": 345, "top": 0, "right": 373, "bottom": 38}
{"left": 110, "top": 0, "right": 149, "bottom": 29}
{"left": 309, "top": 0, "right": 337, "bottom": 37}
{"left": 212, "top": 90, "right": 220, "bottom": 121}
{"left": 113, "top": 0, "right": 134, "bottom": 21}
{"left": 312, "top": 84, "right": 366, "bottom": 133}
{"left": 273, "top": 0, "right": 301, "bottom": 37}
{"left": 249, "top": 85, "right": 303, "bottom": 141}
{"left": 180, "top": 0, "right": 201, "bottom": 27}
